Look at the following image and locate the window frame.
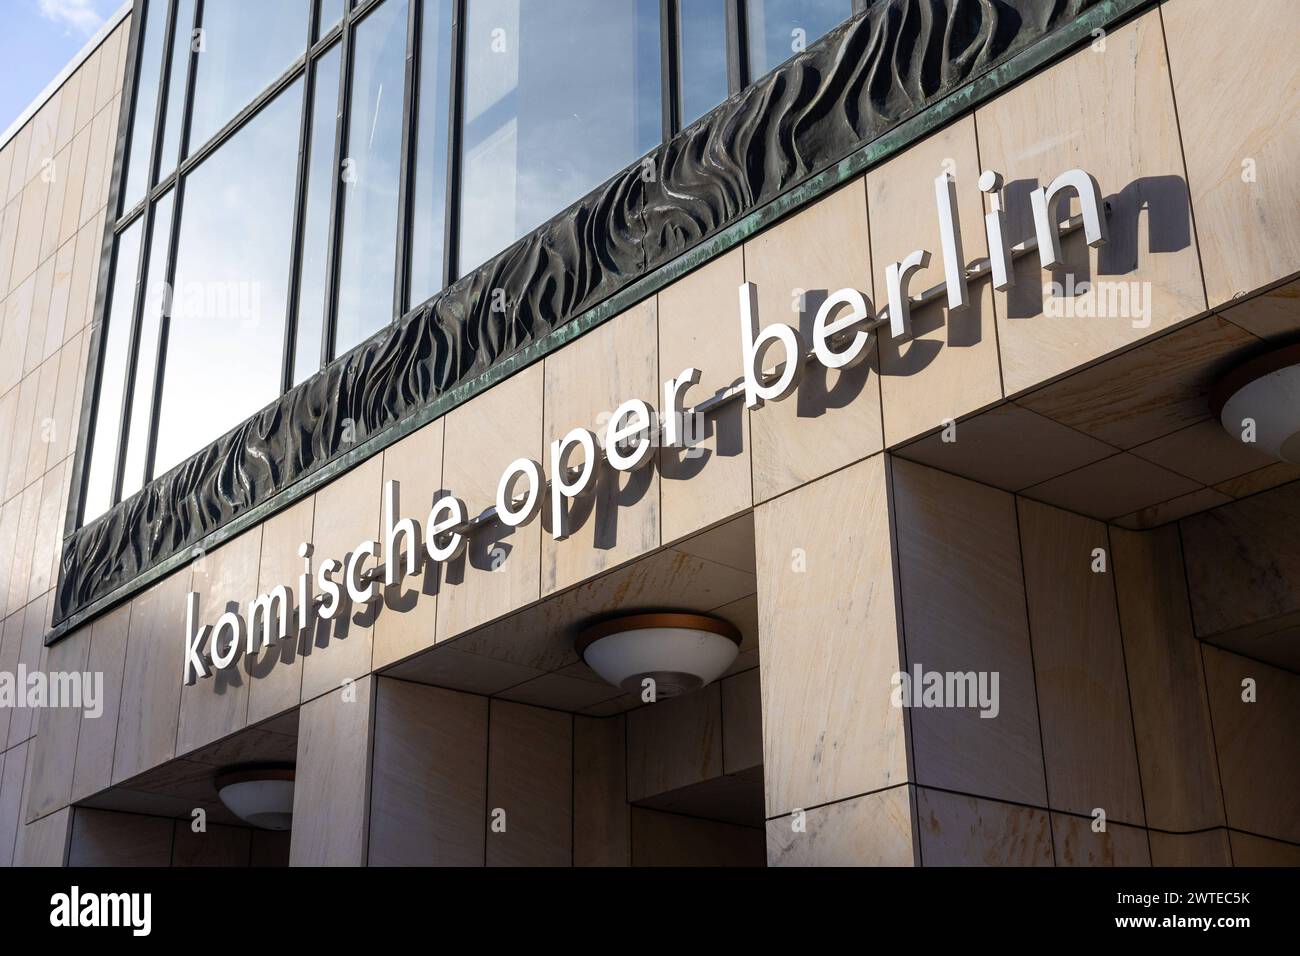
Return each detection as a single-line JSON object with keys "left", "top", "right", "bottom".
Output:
{"left": 322, "top": 0, "right": 416, "bottom": 361}
{"left": 70, "top": 0, "right": 856, "bottom": 531}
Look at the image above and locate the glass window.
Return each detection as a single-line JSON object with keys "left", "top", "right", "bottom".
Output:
{"left": 678, "top": 0, "right": 730, "bottom": 126}
{"left": 318, "top": 0, "right": 347, "bottom": 37}
{"left": 188, "top": 0, "right": 310, "bottom": 153}
{"left": 332, "top": 0, "right": 408, "bottom": 356}
{"left": 458, "top": 0, "right": 662, "bottom": 274}
{"left": 83, "top": 220, "right": 143, "bottom": 522}
{"left": 406, "top": 0, "right": 454, "bottom": 309}
{"left": 120, "top": 0, "right": 168, "bottom": 212}
{"left": 745, "top": 0, "right": 848, "bottom": 78}
{"left": 291, "top": 44, "right": 343, "bottom": 386}
{"left": 94, "top": 0, "right": 880, "bottom": 523}
{"left": 121, "top": 190, "right": 174, "bottom": 497}
{"left": 153, "top": 81, "right": 304, "bottom": 476}
{"left": 156, "top": 0, "right": 197, "bottom": 182}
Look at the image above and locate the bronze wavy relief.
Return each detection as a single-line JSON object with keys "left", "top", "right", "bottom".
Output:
{"left": 57, "top": 0, "right": 1100, "bottom": 624}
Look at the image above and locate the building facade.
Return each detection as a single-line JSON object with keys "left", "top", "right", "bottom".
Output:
{"left": 0, "top": 0, "right": 1297, "bottom": 866}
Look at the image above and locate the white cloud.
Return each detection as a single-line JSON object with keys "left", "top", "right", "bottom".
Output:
{"left": 38, "top": 0, "right": 106, "bottom": 36}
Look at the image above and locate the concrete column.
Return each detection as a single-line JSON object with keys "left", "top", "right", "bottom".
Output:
{"left": 289, "top": 676, "right": 375, "bottom": 866}
{"left": 755, "top": 454, "right": 917, "bottom": 865}
{"left": 573, "top": 714, "right": 629, "bottom": 867}
{"left": 368, "top": 677, "right": 487, "bottom": 866}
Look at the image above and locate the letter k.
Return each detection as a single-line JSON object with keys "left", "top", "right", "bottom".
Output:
{"left": 183, "top": 592, "right": 212, "bottom": 686}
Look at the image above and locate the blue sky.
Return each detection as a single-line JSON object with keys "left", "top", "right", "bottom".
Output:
{"left": 1, "top": 0, "right": 123, "bottom": 135}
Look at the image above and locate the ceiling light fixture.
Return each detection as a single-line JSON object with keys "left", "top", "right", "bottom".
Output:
{"left": 215, "top": 766, "right": 295, "bottom": 831}
{"left": 576, "top": 612, "right": 742, "bottom": 699}
{"left": 1211, "top": 343, "right": 1300, "bottom": 464}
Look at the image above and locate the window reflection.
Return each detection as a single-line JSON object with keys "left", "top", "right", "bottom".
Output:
{"left": 291, "top": 44, "right": 342, "bottom": 386}
{"left": 154, "top": 82, "right": 304, "bottom": 476}
{"left": 407, "top": 0, "right": 453, "bottom": 309}
{"left": 188, "top": 0, "right": 309, "bottom": 153}
{"left": 318, "top": 0, "right": 347, "bottom": 37}
{"left": 121, "top": 190, "right": 174, "bottom": 497}
{"left": 120, "top": 0, "right": 167, "bottom": 212}
{"left": 745, "top": 0, "right": 848, "bottom": 77}
{"left": 458, "top": 0, "right": 662, "bottom": 274}
{"left": 156, "top": 0, "right": 197, "bottom": 182}
{"left": 90, "top": 0, "right": 856, "bottom": 526}
{"left": 678, "top": 0, "right": 730, "bottom": 126}
{"left": 83, "top": 221, "right": 143, "bottom": 522}
{"left": 333, "top": 0, "right": 408, "bottom": 355}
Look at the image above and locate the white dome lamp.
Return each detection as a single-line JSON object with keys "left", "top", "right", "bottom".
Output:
{"left": 576, "top": 613, "right": 742, "bottom": 699}
{"left": 215, "top": 766, "right": 295, "bottom": 831}
{"left": 1211, "top": 344, "right": 1300, "bottom": 464}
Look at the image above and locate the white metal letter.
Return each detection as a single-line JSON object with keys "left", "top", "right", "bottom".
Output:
{"left": 934, "top": 172, "right": 969, "bottom": 311}
{"left": 738, "top": 281, "right": 805, "bottom": 409}
{"left": 811, "top": 288, "right": 872, "bottom": 369}
{"left": 885, "top": 249, "right": 931, "bottom": 340}
{"left": 662, "top": 368, "right": 701, "bottom": 448}
{"left": 549, "top": 427, "right": 598, "bottom": 540}
{"left": 605, "top": 398, "right": 655, "bottom": 471}
{"left": 425, "top": 496, "right": 468, "bottom": 562}
{"left": 383, "top": 479, "right": 423, "bottom": 586}
{"left": 1030, "top": 168, "right": 1108, "bottom": 269}
{"left": 346, "top": 540, "right": 379, "bottom": 605}
{"left": 183, "top": 592, "right": 211, "bottom": 685}
{"left": 496, "top": 458, "right": 544, "bottom": 528}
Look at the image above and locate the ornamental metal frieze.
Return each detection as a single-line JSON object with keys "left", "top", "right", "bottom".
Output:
{"left": 56, "top": 0, "right": 1102, "bottom": 626}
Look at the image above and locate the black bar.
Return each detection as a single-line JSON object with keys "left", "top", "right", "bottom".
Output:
{"left": 141, "top": 0, "right": 203, "bottom": 486}
{"left": 393, "top": 0, "right": 419, "bottom": 318}
{"left": 147, "top": 0, "right": 179, "bottom": 190}
{"left": 282, "top": 1, "right": 323, "bottom": 394}
{"left": 660, "top": 0, "right": 679, "bottom": 139}
{"left": 115, "top": 0, "right": 154, "bottom": 218}
{"left": 0, "top": 866, "right": 1289, "bottom": 940}
{"left": 725, "top": 0, "right": 747, "bottom": 93}
{"left": 321, "top": 0, "right": 356, "bottom": 366}
{"left": 440, "top": 0, "right": 464, "bottom": 287}
{"left": 110, "top": 188, "right": 157, "bottom": 506}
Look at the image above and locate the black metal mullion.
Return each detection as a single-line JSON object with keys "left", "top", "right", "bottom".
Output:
{"left": 115, "top": 0, "right": 151, "bottom": 219}
{"left": 393, "top": 0, "right": 420, "bottom": 319}
{"left": 87, "top": 219, "right": 139, "bottom": 512}
{"left": 110, "top": 188, "right": 158, "bottom": 506}
{"left": 108, "top": 0, "right": 184, "bottom": 504}
{"left": 146, "top": 0, "right": 180, "bottom": 190}
{"left": 69, "top": 3, "right": 146, "bottom": 529}
{"left": 141, "top": 0, "right": 203, "bottom": 486}
{"left": 352, "top": 0, "right": 387, "bottom": 25}
{"left": 174, "top": 0, "right": 202, "bottom": 165}
{"left": 73, "top": 239, "right": 126, "bottom": 528}
{"left": 85, "top": 7, "right": 149, "bottom": 512}
{"left": 282, "top": 1, "right": 323, "bottom": 394}
{"left": 142, "top": 181, "right": 184, "bottom": 486}
{"left": 321, "top": 5, "right": 356, "bottom": 366}
{"left": 115, "top": 12, "right": 339, "bottom": 233}
{"left": 114, "top": 204, "right": 146, "bottom": 234}
{"left": 111, "top": 53, "right": 313, "bottom": 240}
{"left": 660, "top": 0, "right": 678, "bottom": 139}
{"left": 313, "top": 21, "right": 343, "bottom": 53}
{"left": 725, "top": 0, "right": 747, "bottom": 93}
{"left": 178, "top": 53, "right": 308, "bottom": 174}
{"left": 440, "top": 0, "right": 464, "bottom": 288}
